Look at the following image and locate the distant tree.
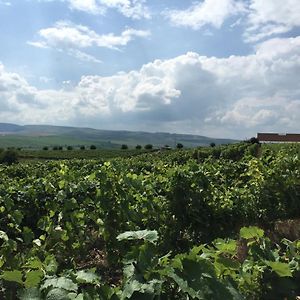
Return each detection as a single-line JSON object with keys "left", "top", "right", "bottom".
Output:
{"left": 67, "top": 146, "right": 73, "bottom": 151}
{"left": 176, "top": 143, "right": 184, "bottom": 149}
{"left": 210, "top": 142, "right": 216, "bottom": 148}
{"left": 145, "top": 144, "right": 153, "bottom": 150}
{"left": 248, "top": 137, "right": 260, "bottom": 144}
{"left": 80, "top": 145, "right": 86, "bottom": 150}
{"left": 90, "top": 145, "right": 97, "bottom": 150}
{"left": 43, "top": 146, "right": 49, "bottom": 151}
{"left": 136, "top": 145, "right": 142, "bottom": 150}
{"left": 0, "top": 149, "right": 18, "bottom": 165}
{"left": 58, "top": 146, "right": 63, "bottom": 150}
{"left": 121, "top": 144, "right": 128, "bottom": 150}
{"left": 53, "top": 146, "right": 59, "bottom": 151}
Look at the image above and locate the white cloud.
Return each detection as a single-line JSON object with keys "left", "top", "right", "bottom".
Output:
{"left": 38, "top": 0, "right": 150, "bottom": 19}
{"left": 1, "top": 36, "right": 300, "bottom": 138}
{"left": 99, "top": 0, "right": 150, "bottom": 19}
{"left": 165, "top": 0, "right": 300, "bottom": 43}
{"left": 67, "top": 0, "right": 104, "bottom": 14}
{"left": 165, "top": 0, "right": 246, "bottom": 30}
{"left": 28, "top": 21, "right": 150, "bottom": 62}
{"left": 244, "top": 0, "right": 300, "bottom": 42}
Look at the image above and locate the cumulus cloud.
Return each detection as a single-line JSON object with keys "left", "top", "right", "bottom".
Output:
{"left": 165, "top": 0, "right": 246, "bottom": 30}
{"left": 28, "top": 21, "right": 150, "bottom": 63}
{"left": 1, "top": 36, "right": 300, "bottom": 138}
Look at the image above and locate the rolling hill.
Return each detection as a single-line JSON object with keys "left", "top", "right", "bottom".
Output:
{"left": 0, "top": 123, "right": 238, "bottom": 149}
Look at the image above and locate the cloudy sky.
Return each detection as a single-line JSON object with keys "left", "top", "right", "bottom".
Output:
{"left": 0, "top": 0, "right": 299, "bottom": 139}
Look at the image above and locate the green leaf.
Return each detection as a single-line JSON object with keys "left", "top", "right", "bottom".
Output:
{"left": 0, "top": 230, "right": 8, "bottom": 242}
{"left": 46, "top": 288, "right": 70, "bottom": 300}
{"left": 121, "top": 279, "right": 162, "bottom": 299}
{"left": 1, "top": 270, "right": 23, "bottom": 285}
{"left": 44, "top": 255, "right": 58, "bottom": 275}
{"left": 18, "top": 288, "right": 42, "bottom": 300}
{"left": 59, "top": 180, "right": 65, "bottom": 189}
{"left": 215, "top": 257, "right": 240, "bottom": 270}
{"left": 23, "top": 227, "right": 34, "bottom": 245}
{"left": 240, "top": 226, "right": 264, "bottom": 240}
{"left": 25, "top": 270, "right": 44, "bottom": 288}
{"left": 25, "top": 257, "right": 43, "bottom": 270}
{"left": 75, "top": 270, "right": 100, "bottom": 284}
{"left": 266, "top": 261, "right": 293, "bottom": 277}
{"left": 41, "top": 277, "right": 78, "bottom": 292}
{"left": 117, "top": 230, "right": 158, "bottom": 244}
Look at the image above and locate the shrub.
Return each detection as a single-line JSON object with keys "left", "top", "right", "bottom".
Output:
{"left": 176, "top": 143, "right": 184, "bottom": 149}
{"left": 43, "top": 146, "right": 49, "bottom": 151}
{"left": 90, "top": 145, "right": 97, "bottom": 150}
{"left": 53, "top": 146, "right": 59, "bottom": 151}
{"left": 136, "top": 145, "right": 142, "bottom": 150}
{"left": 210, "top": 142, "right": 216, "bottom": 148}
{"left": 144, "top": 144, "right": 153, "bottom": 150}
{"left": 0, "top": 149, "right": 18, "bottom": 165}
{"left": 248, "top": 137, "right": 260, "bottom": 144}
{"left": 67, "top": 146, "right": 73, "bottom": 151}
{"left": 80, "top": 145, "right": 85, "bottom": 150}
{"left": 121, "top": 144, "right": 128, "bottom": 150}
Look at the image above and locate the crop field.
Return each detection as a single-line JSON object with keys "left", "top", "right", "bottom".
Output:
{"left": 0, "top": 142, "right": 300, "bottom": 299}
{"left": 18, "top": 149, "right": 152, "bottom": 161}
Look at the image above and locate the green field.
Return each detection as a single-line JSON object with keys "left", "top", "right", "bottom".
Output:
{"left": 0, "top": 142, "right": 300, "bottom": 299}
{"left": 18, "top": 148, "right": 154, "bottom": 161}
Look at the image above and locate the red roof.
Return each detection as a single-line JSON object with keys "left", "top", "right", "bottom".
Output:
{"left": 257, "top": 133, "right": 300, "bottom": 142}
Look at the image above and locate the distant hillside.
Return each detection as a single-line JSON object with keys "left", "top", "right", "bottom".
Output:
{"left": 0, "top": 123, "right": 238, "bottom": 149}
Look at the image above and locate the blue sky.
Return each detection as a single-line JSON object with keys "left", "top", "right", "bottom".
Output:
{"left": 0, "top": 0, "right": 299, "bottom": 138}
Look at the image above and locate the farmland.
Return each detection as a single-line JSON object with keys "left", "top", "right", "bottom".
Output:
{"left": 0, "top": 142, "right": 300, "bottom": 299}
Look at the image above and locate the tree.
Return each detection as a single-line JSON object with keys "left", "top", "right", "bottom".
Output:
{"left": 121, "top": 144, "right": 128, "bottom": 150}
{"left": 58, "top": 146, "right": 63, "bottom": 150}
{"left": 248, "top": 137, "right": 260, "bottom": 144}
{"left": 53, "top": 146, "right": 59, "bottom": 151}
{"left": 176, "top": 143, "right": 184, "bottom": 149}
{"left": 136, "top": 145, "right": 142, "bottom": 150}
{"left": 210, "top": 142, "right": 216, "bottom": 148}
{"left": 43, "top": 146, "right": 49, "bottom": 151}
{"left": 80, "top": 145, "right": 86, "bottom": 150}
{"left": 145, "top": 144, "right": 153, "bottom": 150}
{"left": 90, "top": 145, "right": 97, "bottom": 150}
{"left": 67, "top": 146, "right": 73, "bottom": 151}
{"left": 0, "top": 149, "right": 18, "bottom": 165}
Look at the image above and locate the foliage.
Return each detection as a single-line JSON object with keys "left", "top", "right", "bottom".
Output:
{"left": 0, "top": 149, "right": 19, "bottom": 165}
{"left": 144, "top": 144, "right": 153, "bottom": 150}
{"left": 0, "top": 142, "right": 300, "bottom": 298}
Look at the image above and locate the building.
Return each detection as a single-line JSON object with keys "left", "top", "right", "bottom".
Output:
{"left": 257, "top": 133, "right": 300, "bottom": 143}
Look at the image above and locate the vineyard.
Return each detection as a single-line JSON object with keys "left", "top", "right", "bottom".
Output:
{"left": 0, "top": 142, "right": 300, "bottom": 299}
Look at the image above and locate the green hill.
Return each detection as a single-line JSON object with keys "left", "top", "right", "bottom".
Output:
{"left": 0, "top": 123, "right": 238, "bottom": 149}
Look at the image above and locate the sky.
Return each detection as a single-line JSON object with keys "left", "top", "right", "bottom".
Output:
{"left": 0, "top": 0, "right": 299, "bottom": 139}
